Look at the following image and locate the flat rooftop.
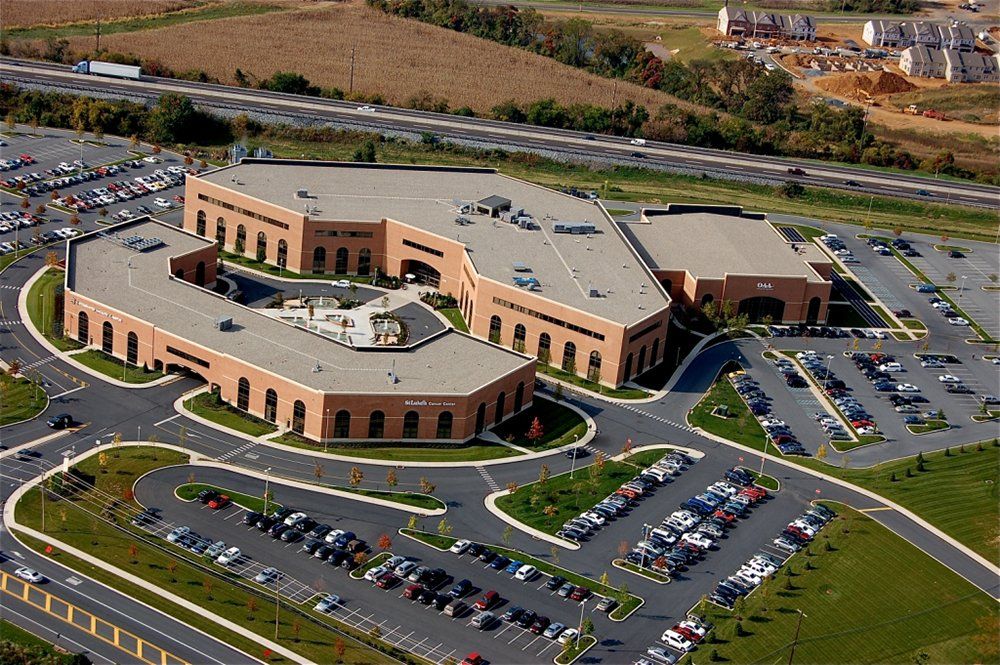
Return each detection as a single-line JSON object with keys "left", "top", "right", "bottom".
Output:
{"left": 618, "top": 207, "right": 830, "bottom": 283}
{"left": 199, "top": 161, "right": 669, "bottom": 325}
{"left": 67, "top": 219, "right": 531, "bottom": 395}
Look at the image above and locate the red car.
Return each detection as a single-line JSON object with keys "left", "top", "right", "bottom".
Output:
{"left": 172, "top": 195, "right": 185, "bottom": 203}
{"left": 208, "top": 494, "right": 230, "bottom": 509}
{"left": 672, "top": 625, "right": 702, "bottom": 642}
{"left": 616, "top": 488, "right": 638, "bottom": 499}
{"left": 375, "top": 572, "right": 397, "bottom": 589}
{"left": 461, "top": 654, "right": 484, "bottom": 665}
{"left": 474, "top": 590, "right": 499, "bottom": 610}
{"left": 403, "top": 584, "right": 423, "bottom": 600}
{"left": 741, "top": 487, "right": 767, "bottom": 500}
{"left": 569, "top": 586, "right": 590, "bottom": 601}
{"left": 712, "top": 510, "right": 735, "bottom": 523}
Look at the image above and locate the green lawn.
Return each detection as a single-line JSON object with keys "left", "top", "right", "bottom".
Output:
{"left": 438, "top": 307, "right": 468, "bottom": 333}
{"left": 0, "top": 619, "right": 78, "bottom": 664}
{"left": 0, "top": 375, "right": 48, "bottom": 426}
{"left": 175, "top": 483, "right": 279, "bottom": 514}
{"left": 616, "top": 559, "right": 671, "bottom": 584}
{"left": 13, "top": 447, "right": 401, "bottom": 665}
{"left": 688, "top": 367, "right": 769, "bottom": 453}
{"left": 220, "top": 251, "right": 371, "bottom": 282}
{"left": 745, "top": 469, "right": 780, "bottom": 491}
{"left": 402, "top": 528, "right": 642, "bottom": 620}
{"left": 72, "top": 349, "right": 163, "bottom": 384}
{"left": 494, "top": 449, "right": 669, "bottom": 536}
{"left": 489, "top": 399, "right": 588, "bottom": 450}
{"left": 25, "top": 268, "right": 83, "bottom": 352}
{"left": 554, "top": 634, "right": 597, "bottom": 664}
{"left": 903, "top": 319, "right": 926, "bottom": 330}
{"left": 271, "top": 431, "right": 521, "bottom": 462}
{"left": 697, "top": 502, "right": 998, "bottom": 665}
{"left": 183, "top": 391, "right": 277, "bottom": 438}
{"left": 537, "top": 364, "right": 649, "bottom": 399}
{"left": 908, "top": 419, "right": 949, "bottom": 434}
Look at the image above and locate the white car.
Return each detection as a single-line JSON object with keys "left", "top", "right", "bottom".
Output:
{"left": 284, "top": 511, "right": 308, "bottom": 526}
{"left": 646, "top": 646, "right": 676, "bottom": 663}
{"left": 450, "top": 539, "right": 471, "bottom": 554}
{"left": 384, "top": 555, "right": 407, "bottom": 570}
{"left": 335, "top": 279, "right": 351, "bottom": 288}
{"left": 938, "top": 375, "right": 961, "bottom": 384}
{"left": 514, "top": 564, "right": 537, "bottom": 581}
{"left": 557, "top": 628, "right": 579, "bottom": 645}
{"left": 324, "top": 529, "right": 345, "bottom": 544}
{"left": 254, "top": 567, "right": 281, "bottom": 584}
{"left": 356, "top": 105, "right": 375, "bottom": 112}
{"left": 949, "top": 317, "right": 970, "bottom": 326}
{"left": 661, "top": 630, "right": 695, "bottom": 652}
{"left": 680, "top": 533, "right": 714, "bottom": 550}
{"left": 394, "top": 561, "right": 417, "bottom": 577}
{"left": 677, "top": 620, "right": 708, "bottom": 638}
{"left": 314, "top": 593, "right": 341, "bottom": 612}
{"left": 921, "top": 359, "right": 944, "bottom": 368}
{"left": 879, "top": 362, "right": 903, "bottom": 372}
{"left": 896, "top": 383, "right": 920, "bottom": 392}
{"left": 166, "top": 526, "right": 190, "bottom": 543}
{"left": 216, "top": 546, "right": 241, "bottom": 566}
{"left": 14, "top": 567, "right": 45, "bottom": 583}
{"left": 364, "top": 565, "right": 387, "bottom": 582}
{"left": 143, "top": 156, "right": 161, "bottom": 163}
{"left": 153, "top": 197, "right": 172, "bottom": 208}
{"left": 581, "top": 511, "right": 606, "bottom": 526}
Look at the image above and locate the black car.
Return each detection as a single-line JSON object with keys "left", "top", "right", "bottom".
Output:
{"left": 844, "top": 179, "right": 861, "bottom": 187}
{"left": 313, "top": 545, "right": 335, "bottom": 560}
{"left": 478, "top": 548, "right": 496, "bottom": 563}
{"left": 630, "top": 151, "right": 645, "bottom": 158}
{"left": 46, "top": 413, "right": 73, "bottom": 429}
{"left": 197, "top": 489, "right": 219, "bottom": 504}
{"left": 545, "top": 575, "right": 566, "bottom": 591}
{"left": 256, "top": 515, "right": 278, "bottom": 532}
{"left": 515, "top": 610, "right": 537, "bottom": 628}
{"left": 421, "top": 568, "right": 447, "bottom": 587}
{"left": 417, "top": 588, "right": 437, "bottom": 605}
{"left": 295, "top": 518, "right": 318, "bottom": 533}
{"left": 502, "top": 606, "right": 524, "bottom": 623}
{"left": 281, "top": 529, "right": 304, "bottom": 543}
{"left": 948, "top": 250, "right": 965, "bottom": 258}
{"left": 328, "top": 550, "right": 350, "bottom": 566}
{"left": 450, "top": 579, "right": 473, "bottom": 598}
{"left": 243, "top": 511, "right": 263, "bottom": 526}
{"left": 564, "top": 447, "right": 588, "bottom": 459}
{"left": 433, "top": 594, "right": 451, "bottom": 610}
{"left": 269, "top": 523, "right": 290, "bottom": 539}
{"left": 467, "top": 543, "right": 485, "bottom": 558}
{"left": 302, "top": 539, "right": 323, "bottom": 555}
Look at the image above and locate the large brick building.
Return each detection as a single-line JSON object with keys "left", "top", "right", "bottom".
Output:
{"left": 64, "top": 219, "right": 536, "bottom": 444}
{"left": 184, "top": 161, "right": 673, "bottom": 388}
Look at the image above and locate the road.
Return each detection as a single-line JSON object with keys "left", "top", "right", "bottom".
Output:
{"left": 2, "top": 58, "right": 997, "bottom": 209}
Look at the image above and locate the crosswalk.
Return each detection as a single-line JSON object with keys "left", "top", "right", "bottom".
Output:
{"left": 216, "top": 441, "right": 257, "bottom": 462}
{"left": 475, "top": 465, "right": 500, "bottom": 492}
{"left": 617, "top": 403, "right": 698, "bottom": 433}
{"left": 0, "top": 319, "right": 23, "bottom": 326}
{"left": 0, "top": 284, "right": 21, "bottom": 290}
{"left": 20, "top": 354, "right": 54, "bottom": 370}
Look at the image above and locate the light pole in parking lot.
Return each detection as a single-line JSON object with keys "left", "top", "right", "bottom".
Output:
{"left": 263, "top": 467, "right": 272, "bottom": 515}
{"left": 576, "top": 596, "right": 587, "bottom": 649}
{"left": 824, "top": 355, "right": 834, "bottom": 389}
{"left": 640, "top": 523, "right": 651, "bottom": 569}
{"left": 959, "top": 275, "right": 967, "bottom": 299}
{"left": 569, "top": 434, "right": 580, "bottom": 479}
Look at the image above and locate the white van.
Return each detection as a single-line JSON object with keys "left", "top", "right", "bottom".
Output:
{"left": 629, "top": 138, "right": 646, "bottom": 146}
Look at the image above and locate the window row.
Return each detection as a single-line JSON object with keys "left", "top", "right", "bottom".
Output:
{"left": 489, "top": 315, "right": 604, "bottom": 381}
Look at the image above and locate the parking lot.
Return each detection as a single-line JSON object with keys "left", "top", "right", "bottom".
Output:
{"left": 0, "top": 128, "right": 197, "bottom": 229}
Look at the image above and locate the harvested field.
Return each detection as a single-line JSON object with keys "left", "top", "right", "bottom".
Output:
{"left": 55, "top": 1, "right": 702, "bottom": 114}
{"left": 0, "top": 0, "right": 197, "bottom": 28}
{"left": 816, "top": 71, "right": 916, "bottom": 99}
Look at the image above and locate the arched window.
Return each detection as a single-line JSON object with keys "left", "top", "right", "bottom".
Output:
{"left": 256, "top": 231, "right": 267, "bottom": 263}
{"left": 215, "top": 217, "right": 226, "bottom": 246}
{"left": 195, "top": 210, "right": 206, "bottom": 236}
{"left": 236, "top": 377, "right": 250, "bottom": 412}
{"left": 660, "top": 278, "right": 672, "bottom": 295}
{"left": 292, "top": 400, "right": 306, "bottom": 434}
{"left": 637, "top": 345, "right": 647, "bottom": 374}
{"left": 174, "top": 268, "right": 184, "bottom": 280}
{"left": 77, "top": 311, "right": 89, "bottom": 344}
{"left": 538, "top": 332, "right": 551, "bottom": 363}
{"left": 312, "top": 246, "right": 326, "bottom": 274}
{"left": 475, "top": 402, "right": 486, "bottom": 434}
{"left": 436, "top": 411, "right": 453, "bottom": 439}
{"left": 264, "top": 389, "right": 278, "bottom": 423}
{"left": 335, "top": 247, "right": 349, "bottom": 274}
{"left": 588, "top": 350, "right": 602, "bottom": 382}
{"left": 333, "top": 410, "right": 351, "bottom": 438}
{"left": 651, "top": 338, "right": 660, "bottom": 366}
{"left": 488, "top": 315, "right": 502, "bottom": 343}
{"left": 494, "top": 392, "right": 506, "bottom": 425}
{"left": 368, "top": 411, "right": 385, "bottom": 438}
{"left": 562, "top": 341, "right": 576, "bottom": 373}
{"left": 101, "top": 321, "right": 114, "bottom": 355}
{"left": 195, "top": 261, "right": 206, "bottom": 287}
{"left": 806, "top": 297, "right": 822, "bottom": 325}
{"left": 236, "top": 224, "right": 247, "bottom": 253}
{"left": 700, "top": 293, "right": 714, "bottom": 308}
{"left": 623, "top": 352, "right": 633, "bottom": 381}
{"left": 402, "top": 411, "right": 420, "bottom": 438}
{"left": 513, "top": 323, "right": 526, "bottom": 352}
{"left": 514, "top": 381, "right": 524, "bottom": 413}
{"left": 277, "top": 239, "right": 288, "bottom": 269}
{"left": 126, "top": 331, "right": 139, "bottom": 365}
{"left": 357, "top": 248, "right": 371, "bottom": 276}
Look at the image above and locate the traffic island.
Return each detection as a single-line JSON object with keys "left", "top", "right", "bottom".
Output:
{"left": 612, "top": 558, "right": 671, "bottom": 585}
{"left": 553, "top": 634, "right": 597, "bottom": 664}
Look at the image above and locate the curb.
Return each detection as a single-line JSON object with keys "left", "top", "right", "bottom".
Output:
{"left": 612, "top": 558, "right": 670, "bottom": 585}
{"left": 19, "top": 266, "right": 175, "bottom": 390}
{"left": 552, "top": 634, "right": 597, "bottom": 665}
{"left": 484, "top": 489, "right": 580, "bottom": 550}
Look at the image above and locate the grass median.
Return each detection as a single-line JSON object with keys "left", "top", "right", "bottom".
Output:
{"left": 489, "top": 399, "right": 588, "bottom": 451}
{"left": 72, "top": 349, "right": 164, "bottom": 384}
{"left": 0, "top": 374, "right": 48, "bottom": 426}
{"left": 183, "top": 390, "right": 277, "bottom": 438}
{"left": 25, "top": 267, "right": 84, "bottom": 352}
{"left": 400, "top": 528, "right": 643, "bottom": 620}
{"left": 494, "top": 449, "right": 668, "bottom": 537}
{"left": 271, "top": 431, "right": 520, "bottom": 462}
{"left": 13, "top": 447, "right": 411, "bottom": 665}
{"left": 688, "top": 365, "right": 769, "bottom": 453}
{"left": 537, "top": 364, "right": 649, "bottom": 399}
{"left": 438, "top": 308, "right": 468, "bottom": 333}
{"left": 695, "top": 502, "right": 998, "bottom": 664}
{"left": 175, "top": 483, "right": 278, "bottom": 514}
{"left": 0, "top": 619, "right": 79, "bottom": 664}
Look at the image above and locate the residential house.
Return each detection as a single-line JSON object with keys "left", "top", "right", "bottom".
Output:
{"left": 942, "top": 49, "right": 1000, "bottom": 82}
{"left": 937, "top": 24, "right": 976, "bottom": 52}
{"left": 900, "top": 21, "right": 945, "bottom": 48}
{"left": 717, "top": 7, "right": 817, "bottom": 40}
{"left": 899, "top": 45, "right": 946, "bottom": 78}
{"left": 863, "top": 20, "right": 906, "bottom": 47}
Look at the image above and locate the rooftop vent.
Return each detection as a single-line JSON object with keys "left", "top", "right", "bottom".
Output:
{"left": 553, "top": 222, "right": 596, "bottom": 235}
{"left": 215, "top": 316, "right": 233, "bottom": 331}
{"left": 120, "top": 235, "right": 163, "bottom": 251}
{"left": 512, "top": 261, "right": 531, "bottom": 272}
{"left": 296, "top": 188, "right": 310, "bottom": 199}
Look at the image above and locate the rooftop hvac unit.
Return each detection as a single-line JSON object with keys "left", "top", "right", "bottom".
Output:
{"left": 553, "top": 222, "right": 596, "bottom": 235}
{"left": 296, "top": 188, "right": 310, "bottom": 199}
{"left": 215, "top": 316, "right": 233, "bottom": 331}
{"left": 512, "top": 261, "right": 531, "bottom": 272}
{"left": 589, "top": 285, "right": 601, "bottom": 298}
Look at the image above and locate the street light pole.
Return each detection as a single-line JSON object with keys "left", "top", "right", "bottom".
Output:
{"left": 576, "top": 597, "right": 587, "bottom": 648}
{"left": 569, "top": 434, "right": 580, "bottom": 479}
{"left": 274, "top": 576, "right": 281, "bottom": 640}
{"left": 824, "top": 354, "right": 834, "bottom": 391}
{"left": 640, "top": 523, "right": 650, "bottom": 570}
{"left": 960, "top": 275, "right": 967, "bottom": 299}
{"left": 263, "top": 467, "right": 272, "bottom": 514}
{"left": 787, "top": 609, "right": 806, "bottom": 665}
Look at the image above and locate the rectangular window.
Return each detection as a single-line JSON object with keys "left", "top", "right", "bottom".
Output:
{"left": 492, "top": 297, "right": 605, "bottom": 341}
{"left": 629, "top": 320, "right": 662, "bottom": 343}
{"left": 315, "top": 230, "right": 374, "bottom": 238}
{"left": 402, "top": 238, "right": 444, "bottom": 258}
{"left": 165, "top": 345, "right": 211, "bottom": 368}
{"left": 197, "top": 193, "right": 289, "bottom": 230}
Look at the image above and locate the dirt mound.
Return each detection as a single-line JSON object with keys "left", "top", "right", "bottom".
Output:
{"left": 817, "top": 71, "right": 916, "bottom": 99}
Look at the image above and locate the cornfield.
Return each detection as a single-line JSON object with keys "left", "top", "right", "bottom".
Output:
{"left": 0, "top": 0, "right": 198, "bottom": 28}
{"left": 55, "top": 1, "right": 699, "bottom": 113}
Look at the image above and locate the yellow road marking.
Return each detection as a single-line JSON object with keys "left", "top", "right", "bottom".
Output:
{"left": 859, "top": 507, "right": 894, "bottom": 513}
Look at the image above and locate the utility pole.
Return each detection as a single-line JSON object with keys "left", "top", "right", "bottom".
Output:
{"left": 263, "top": 467, "right": 272, "bottom": 514}
{"left": 95, "top": 18, "right": 101, "bottom": 52}
{"left": 787, "top": 609, "right": 806, "bottom": 665}
{"left": 274, "top": 576, "right": 281, "bottom": 640}
{"left": 40, "top": 471, "right": 46, "bottom": 532}
{"left": 349, "top": 46, "right": 356, "bottom": 95}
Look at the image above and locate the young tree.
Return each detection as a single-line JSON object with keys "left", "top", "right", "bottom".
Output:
{"left": 581, "top": 617, "right": 595, "bottom": 635}
{"left": 385, "top": 468, "right": 398, "bottom": 488}
{"left": 246, "top": 596, "right": 259, "bottom": 621}
{"left": 419, "top": 476, "right": 436, "bottom": 494}
{"left": 314, "top": 462, "right": 324, "bottom": 483}
{"left": 348, "top": 466, "right": 363, "bottom": 487}
{"left": 354, "top": 551, "right": 368, "bottom": 567}
{"left": 543, "top": 504, "right": 557, "bottom": 518}
{"left": 816, "top": 444, "right": 828, "bottom": 461}
{"left": 334, "top": 638, "right": 346, "bottom": 663}
{"left": 292, "top": 618, "right": 302, "bottom": 642}
{"left": 538, "top": 464, "right": 550, "bottom": 484}
{"left": 525, "top": 416, "right": 544, "bottom": 443}
{"left": 407, "top": 514, "right": 418, "bottom": 531}
{"left": 502, "top": 525, "right": 513, "bottom": 546}
{"left": 505, "top": 481, "right": 518, "bottom": 495}
{"left": 617, "top": 540, "right": 630, "bottom": 560}
{"left": 599, "top": 571, "right": 610, "bottom": 587}
{"left": 550, "top": 545, "right": 560, "bottom": 564}
{"left": 437, "top": 517, "right": 453, "bottom": 537}
{"left": 377, "top": 533, "right": 392, "bottom": 551}
{"left": 128, "top": 542, "right": 139, "bottom": 563}
{"left": 203, "top": 577, "right": 214, "bottom": 601}
{"left": 166, "top": 560, "right": 178, "bottom": 582}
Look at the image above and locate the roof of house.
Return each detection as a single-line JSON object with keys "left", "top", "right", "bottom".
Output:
{"left": 198, "top": 161, "right": 670, "bottom": 326}
{"left": 903, "top": 44, "right": 946, "bottom": 65}
{"left": 618, "top": 206, "right": 830, "bottom": 283}
{"left": 66, "top": 218, "right": 532, "bottom": 395}
{"left": 943, "top": 48, "right": 998, "bottom": 69}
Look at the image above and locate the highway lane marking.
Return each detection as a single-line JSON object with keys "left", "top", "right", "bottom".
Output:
{"left": 50, "top": 385, "right": 85, "bottom": 399}
{"left": 859, "top": 507, "right": 894, "bottom": 513}
{"left": 0, "top": 603, "right": 116, "bottom": 665}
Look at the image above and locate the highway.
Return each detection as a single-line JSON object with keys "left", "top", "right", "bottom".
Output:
{"left": 2, "top": 57, "right": 997, "bottom": 209}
